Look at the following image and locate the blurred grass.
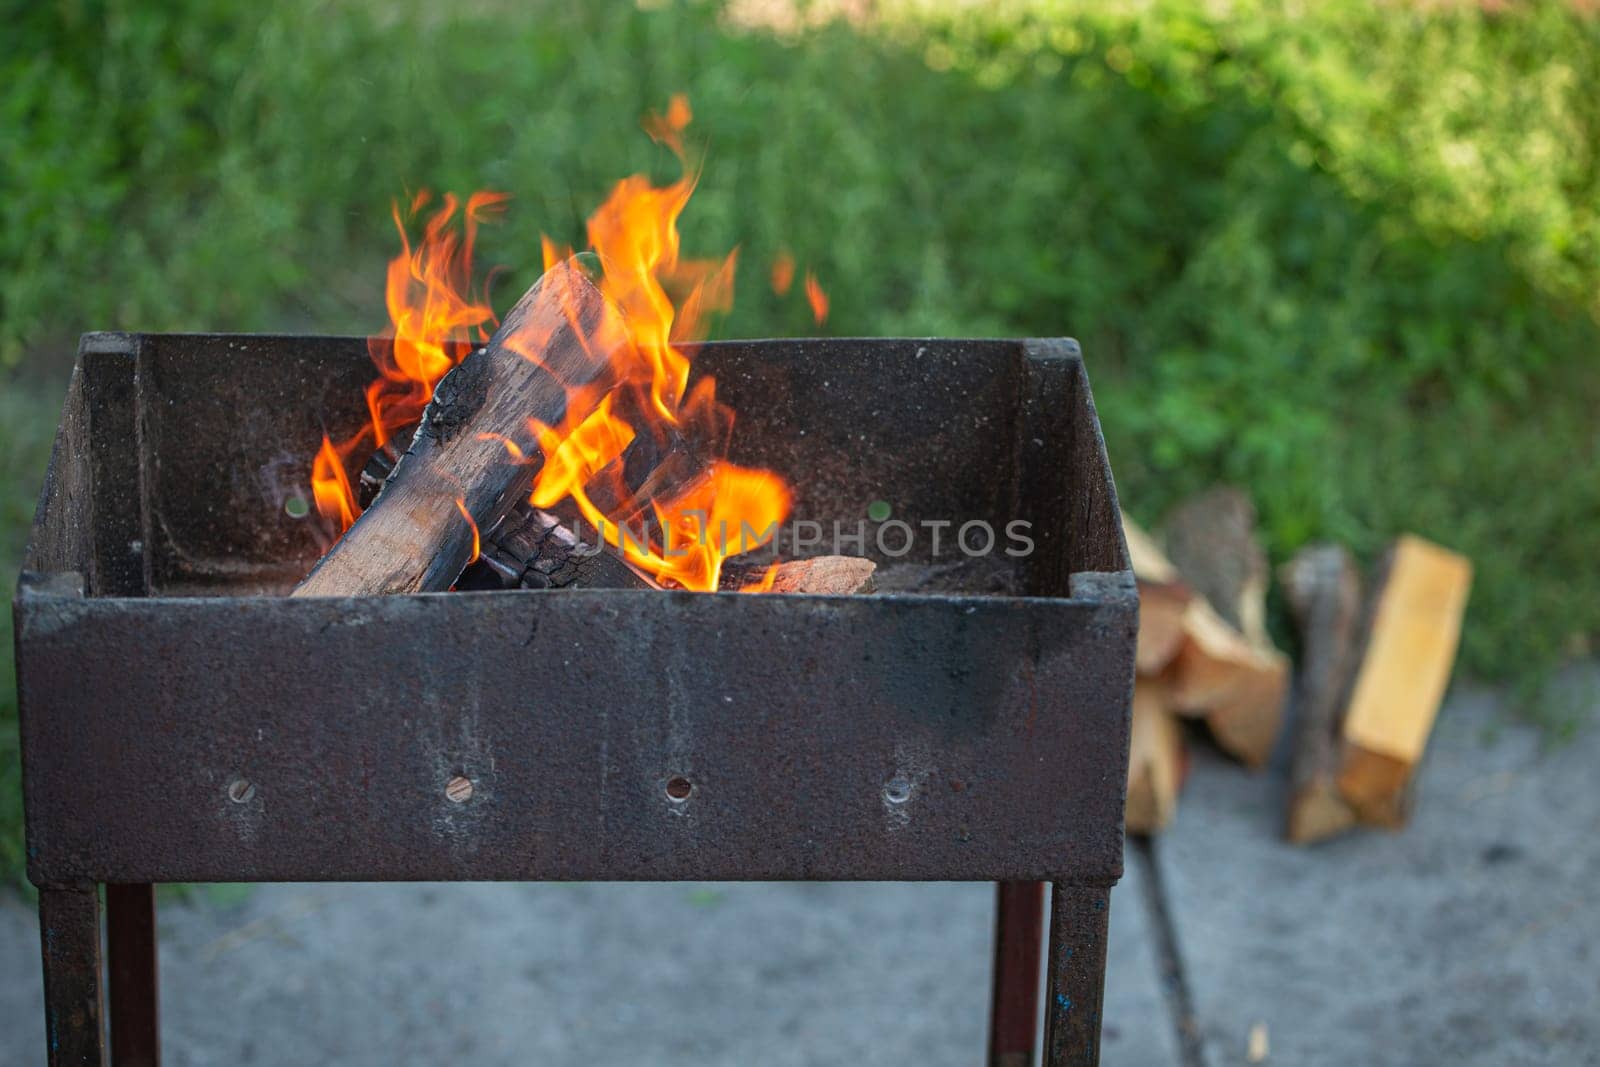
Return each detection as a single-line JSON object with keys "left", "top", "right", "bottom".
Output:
{"left": 3, "top": 0, "right": 1599, "bottom": 886}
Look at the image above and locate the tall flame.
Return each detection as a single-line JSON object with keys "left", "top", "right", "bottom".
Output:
{"left": 312, "top": 96, "right": 794, "bottom": 593}
{"left": 529, "top": 94, "right": 792, "bottom": 591}
{"left": 312, "top": 190, "right": 506, "bottom": 533}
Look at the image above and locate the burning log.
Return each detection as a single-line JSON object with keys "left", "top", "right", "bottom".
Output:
{"left": 1281, "top": 544, "right": 1363, "bottom": 844}
{"left": 1335, "top": 536, "right": 1472, "bottom": 828}
{"left": 455, "top": 503, "right": 656, "bottom": 591}
{"left": 296, "top": 261, "right": 626, "bottom": 597}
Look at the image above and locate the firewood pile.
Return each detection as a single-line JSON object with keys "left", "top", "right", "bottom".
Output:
{"left": 1123, "top": 489, "right": 1473, "bottom": 844}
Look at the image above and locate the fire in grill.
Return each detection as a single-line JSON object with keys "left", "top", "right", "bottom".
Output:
{"left": 14, "top": 94, "right": 1136, "bottom": 1067}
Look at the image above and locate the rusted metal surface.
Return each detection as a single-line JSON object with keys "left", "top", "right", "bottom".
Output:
{"left": 19, "top": 583, "right": 1132, "bottom": 884}
{"left": 107, "top": 883, "right": 161, "bottom": 1066}
{"left": 1043, "top": 883, "right": 1113, "bottom": 1066}
{"left": 37, "top": 887, "right": 106, "bottom": 1066}
{"left": 989, "top": 880, "right": 1047, "bottom": 1067}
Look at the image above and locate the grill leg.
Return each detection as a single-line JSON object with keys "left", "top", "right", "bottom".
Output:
{"left": 1042, "top": 883, "right": 1111, "bottom": 1067}
{"left": 988, "top": 880, "right": 1046, "bottom": 1067}
{"left": 38, "top": 886, "right": 107, "bottom": 1066}
{"left": 107, "top": 883, "right": 161, "bottom": 1066}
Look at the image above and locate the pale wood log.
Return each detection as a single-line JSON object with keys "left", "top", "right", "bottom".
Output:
{"left": 1125, "top": 678, "right": 1185, "bottom": 835}
{"left": 1122, "top": 513, "right": 1288, "bottom": 768}
{"left": 720, "top": 556, "right": 877, "bottom": 594}
{"left": 1336, "top": 536, "right": 1472, "bottom": 828}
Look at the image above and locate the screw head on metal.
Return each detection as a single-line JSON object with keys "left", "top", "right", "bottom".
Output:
{"left": 445, "top": 775, "right": 474, "bottom": 803}
{"left": 227, "top": 778, "right": 256, "bottom": 804}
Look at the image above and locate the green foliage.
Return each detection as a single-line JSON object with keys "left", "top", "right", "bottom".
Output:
{"left": 3, "top": 0, "right": 1599, "bottom": 886}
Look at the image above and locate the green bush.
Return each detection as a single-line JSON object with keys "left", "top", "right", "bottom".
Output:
{"left": 3, "top": 0, "right": 1599, "bottom": 886}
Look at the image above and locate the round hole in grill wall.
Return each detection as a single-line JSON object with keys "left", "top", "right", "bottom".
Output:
{"left": 664, "top": 776, "right": 693, "bottom": 801}
{"left": 883, "top": 777, "right": 912, "bottom": 805}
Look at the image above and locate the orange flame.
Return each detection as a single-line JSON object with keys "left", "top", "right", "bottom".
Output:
{"left": 311, "top": 190, "right": 506, "bottom": 533}
{"left": 454, "top": 497, "right": 480, "bottom": 565}
{"left": 771, "top": 251, "right": 795, "bottom": 295}
{"left": 311, "top": 96, "right": 794, "bottom": 593}
{"left": 804, "top": 270, "right": 829, "bottom": 325}
{"left": 311, "top": 434, "right": 358, "bottom": 532}
{"left": 528, "top": 94, "right": 793, "bottom": 591}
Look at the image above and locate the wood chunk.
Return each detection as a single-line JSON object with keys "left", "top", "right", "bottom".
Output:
{"left": 472, "top": 503, "right": 655, "bottom": 591}
{"left": 1122, "top": 512, "right": 1289, "bottom": 768}
{"left": 295, "top": 260, "right": 625, "bottom": 597}
{"left": 722, "top": 556, "right": 877, "bottom": 595}
{"left": 1280, "top": 544, "right": 1363, "bottom": 844}
{"left": 1123, "top": 515, "right": 1193, "bottom": 674}
{"left": 1162, "top": 486, "right": 1271, "bottom": 646}
{"left": 1123, "top": 516, "right": 1180, "bottom": 584}
{"left": 1125, "top": 678, "right": 1185, "bottom": 835}
{"left": 1336, "top": 536, "right": 1472, "bottom": 827}
{"left": 1167, "top": 602, "right": 1289, "bottom": 769}
{"left": 1135, "top": 579, "right": 1193, "bottom": 675}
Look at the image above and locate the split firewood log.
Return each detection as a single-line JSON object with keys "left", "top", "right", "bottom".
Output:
{"left": 1162, "top": 486, "right": 1270, "bottom": 646}
{"left": 1123, "top": 519, "right": 1192, "bottom": 674}
{"left": 1121, "top": 513, "right": 1289, "bottom": 768}
{"left": 296, "top": 260, "right": 627, "bottom": 597}
{"left": 1335, "top": 536, "right": 1472, "bottom": 828}
{"left": 1280, "top": 544, "right": 1363, "bottom": 844}
{"left": 1125, "top": 678, "right": 1186, "bottom": 835}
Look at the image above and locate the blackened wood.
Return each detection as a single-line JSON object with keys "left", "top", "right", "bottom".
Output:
{"left": 107, "top": 883, "right": 161, "bottom": 1066}
{"left": 1281, "top": 544, "right": 1363, "bottom": 844}
{"left": 38, "top": 886, "right": 106, "bottom": 1067}
{"left": 989, "top": 881, "right": 1046, "bottom": 1067}
{"left": 470, "top": 503, "right": 654, "bottom": 590}
{"left": 295, "top": 261, "right": 622, "bottom": 597}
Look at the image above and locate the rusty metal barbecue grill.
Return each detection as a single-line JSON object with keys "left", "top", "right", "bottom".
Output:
{"left": 15, "top": 332, "right": 1136, "bottom": 1066}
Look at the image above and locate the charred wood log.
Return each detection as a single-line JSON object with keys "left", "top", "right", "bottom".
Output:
{"left": 296, "top": 261, "right": 624, "bottom": 597}
{"left": 1280, "top": 544, "right": 1363, "bottom": 844}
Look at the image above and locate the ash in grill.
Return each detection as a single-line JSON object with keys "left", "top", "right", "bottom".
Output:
{"left": 16, "top": 331, "right": 1135, "bottom": 1066}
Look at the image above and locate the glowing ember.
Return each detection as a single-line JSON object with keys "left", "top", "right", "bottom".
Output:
{"left": 312, "top": 96, "right": 796, "bottom": 592}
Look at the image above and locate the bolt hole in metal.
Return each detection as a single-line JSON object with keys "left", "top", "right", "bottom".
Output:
{"left": 445, "top": 776, "right": 474, "bottom": 803}
{"left": 883, "top": 776, "right": 912, "bottom": 805}
{"left": 664, "top": 775, "right": 693, "bottom": 801}
{"left": 227, "top": 778, "right": 256, "bottom": 804}
{"left": 283, "top": 494, "right": 310, "bottom": 519}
